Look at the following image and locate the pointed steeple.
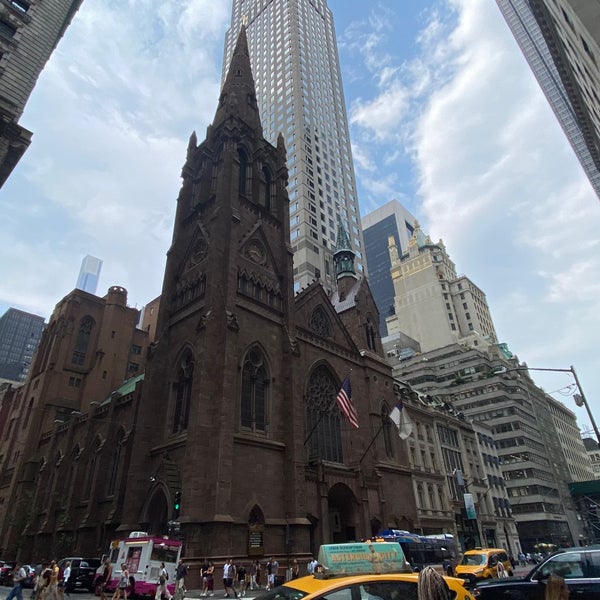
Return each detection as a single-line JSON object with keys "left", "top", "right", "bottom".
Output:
{"left": 333, "top": 218, "right": 357, "bottom": 281}
{"left": 213, "top": 25, "right": 262, "bottom": 133}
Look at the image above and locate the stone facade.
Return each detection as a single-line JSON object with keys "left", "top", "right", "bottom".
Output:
{"left": 0, "top": 27, "right": 417, "bottom": 571}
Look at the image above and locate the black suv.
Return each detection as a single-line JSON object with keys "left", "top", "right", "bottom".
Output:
{"left": 474, "top": 546, "right": 600, "bottom": 600}
{"left": 58, "top": 558, "right": 102, "bottom": 592}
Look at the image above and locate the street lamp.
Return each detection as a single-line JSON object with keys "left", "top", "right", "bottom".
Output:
{"left": 495, "top": 365, "right": 600, "bottom": 449}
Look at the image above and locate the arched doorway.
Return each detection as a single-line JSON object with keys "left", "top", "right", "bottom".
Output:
{"left": 142, "top": 487, "right": 170, "bottom": 536}
{"left": 328, "top": 483, "right": 358, "bottom": 542}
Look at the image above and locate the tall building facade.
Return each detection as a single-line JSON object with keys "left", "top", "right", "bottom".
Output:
{"left": 0, "top": 308, "right": 45, "bottom": 382}
{"left": 387, "top": 223, "right": 498, "bottom": 353}
{"left": 76, "top": 254, "right": 103, "bottom": 294}
{"left": 496, "top": 0, "right": 600, "bottom": 199}
{"left": 389, "top": 343, "right": 590, "bottom": 552}
{"left": 223, "top": 0, "right": 366, "bottom": 293}
{"left": 0, "top": 0, "right": 83, "bottom": 187}
{"left": 362, "top": 200, "right": 416, "bottom": 337}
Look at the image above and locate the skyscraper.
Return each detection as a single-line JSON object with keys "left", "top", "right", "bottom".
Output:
{"left": 496, "top": 0, "right": 600, "bottom": 199}
{"left": 0, "top": 0, "right": 83, "bottom": 188}
{"left": 362, "top": 199, "right": 417, "bottom": 336}
{"left": 223, "top": 0, "right": 366, "bottom": 293}
{"left": 0, "top": 308, "right": 45, "bottom": 382}
{"left": 76, "top": 254, "right": 102, "bottom": 294}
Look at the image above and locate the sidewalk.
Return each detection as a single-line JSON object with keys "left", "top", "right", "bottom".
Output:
{"left": 184, "top": 590, "right": 264, "bottom": 600}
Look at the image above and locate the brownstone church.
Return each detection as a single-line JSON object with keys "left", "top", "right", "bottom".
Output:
{"left": 0, "top": 27, "right": 416, "bottom": 568}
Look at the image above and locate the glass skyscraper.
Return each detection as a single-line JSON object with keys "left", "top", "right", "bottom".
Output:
{"left": 76, "top": 254, "right": 103, "bottom": 295}
{"left": 0, "top": 308, "right": 45, "bottom": 383}
{"left": 223, "top": 0, "right": 365, "bottom": 293}
{"left": 496, "top": 0, "right": 600, "bottom": 199}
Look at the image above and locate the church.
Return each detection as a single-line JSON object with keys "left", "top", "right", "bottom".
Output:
{"left": 0, "top": 27, "right": 416, "bottom": 566}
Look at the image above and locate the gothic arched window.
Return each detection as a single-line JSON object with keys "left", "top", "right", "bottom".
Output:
{"left": 365, "top": 318, "right": 377, "bottom": 351}
{"left": 262, "top": 166, "right": 272, "bottom": 210}
{"left": 173, "top": 350, "right": 194, "bottom": 434}
{"left": 72, "top": 316, "right": 94, "bottom": 365}
{"left": 306, "top": 366, "right": 343, "bottom": 463}
{"left": 107, "top": 429, "right": 125, "bottom": 496}
{"left": 382, "top": 404, "right": 394, "bottom": 458}
{"left": 238, "top": 148, "right": 249, "bottom": 194}
{"left": 241, "top": 346, "right": 268, "bottom": 432}
{"left": 310, "top": 306, "right": 331, "bottom": 338}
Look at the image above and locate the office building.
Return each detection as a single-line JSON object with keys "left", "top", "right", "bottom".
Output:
{"left": 496, "top": 0, "right": 600, "bottom": 199}
{"left": 223, "top": 0, "right": 366, "bottom": 293}
{"left": 0, "top": 307, "right": 45, "bottom": 382}
{"left": 387, "top": 222, "right": 498, "bottom": 353}
{"left": 362, "top": 200, "right": 417, "bottom": 336}
{"left": 0, "top": 0, "right": 83, "bottom": 187}
{"left": 76, "top": 254, "right": 103, "bottom": 294}
{"left": 583, "top": 437, "right": 600, "bottom": 479}
{"left": 388, "top": 342, "right": 590, "bottom": 551}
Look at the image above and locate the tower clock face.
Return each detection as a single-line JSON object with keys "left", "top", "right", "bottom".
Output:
{"left": 246, "top": 240, "right": 266, "bottom": 264}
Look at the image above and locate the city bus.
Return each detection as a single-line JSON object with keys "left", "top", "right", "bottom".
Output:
{"left": 378, "top": 529, "right": 458, "bottom": 575}
{"left": 100, "top": 532, "right": 183, "bottom": 597}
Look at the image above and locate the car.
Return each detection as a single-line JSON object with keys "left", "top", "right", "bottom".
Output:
{"left": 455, "top": 548, "right": 513, "bottom": 584}
{"left": 473, "top": 545, "right": 600, "bottom": 600}
{"left": 58, "top": 558, "right": 102, "bottom": 592}
{"left": 0, "top": 564, "right": 35, "bottom": 588}
{"left": 256, "top": 541, "right": 476, "bottom": 600}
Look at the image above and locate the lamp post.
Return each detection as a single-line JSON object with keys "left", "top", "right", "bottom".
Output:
{"left": 496, "top": 365, "right": 600, "bottom": 449}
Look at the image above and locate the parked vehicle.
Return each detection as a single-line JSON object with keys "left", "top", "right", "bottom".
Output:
{"left": 0, "top": 561, "right": 15, "bottom": 586}
{"left": 58, "top": 558, "right": 102, "bottom": 592}
{"left": 0, "top": 564, "right": 35, "bottom": 588}
{"left": 473, "top": 545, "right": 600, "bottom": 600}
{"left": 100, "top": 532, "right": 183, "bottom": 598}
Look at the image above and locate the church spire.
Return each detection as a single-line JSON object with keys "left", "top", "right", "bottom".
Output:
{"left": 333, "top": 218, "right": 357, "bottom": 281}
{"left": 212, "top": 25, "right": 262, "bottom": 133}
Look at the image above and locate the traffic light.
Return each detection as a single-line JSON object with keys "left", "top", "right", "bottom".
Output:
{"left": 173, "top": 491, "right": 181, "bottom": 519}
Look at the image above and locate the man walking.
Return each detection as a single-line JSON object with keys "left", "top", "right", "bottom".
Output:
{"left": 175, "top": 559, "right": 188, "bottom": 596}
{"left": 6, "top": 563, "right": 28, "bottom": 600}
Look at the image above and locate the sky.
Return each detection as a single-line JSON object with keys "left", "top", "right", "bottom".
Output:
{"left": 1, "top": 0, "right": 599, "bottom": 434}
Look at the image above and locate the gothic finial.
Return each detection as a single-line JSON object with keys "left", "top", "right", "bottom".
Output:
{"left": 242, "top": 14, "right": 248, "bottom": 27}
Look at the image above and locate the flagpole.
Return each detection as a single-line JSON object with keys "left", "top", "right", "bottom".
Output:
{"left": 358, "top": 419, "right": 386, "bottom": 464}
{"left": 304, "top": 370, "right": 352, "bottom": 446}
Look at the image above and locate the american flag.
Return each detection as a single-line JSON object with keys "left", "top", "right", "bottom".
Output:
{"left": 336, "top": 376, "right": 359, "bottom": 429}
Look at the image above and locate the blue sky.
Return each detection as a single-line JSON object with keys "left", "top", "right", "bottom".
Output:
{"left": 1, "top": 0, "right": 599, "bottom": 432}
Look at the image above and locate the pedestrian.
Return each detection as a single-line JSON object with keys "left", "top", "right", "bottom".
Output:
{"left": 155, "top": 562, "right": 171, "bottom": 600}
{"left": 37, "top": 563, "right": 52, "bottom": 600}
{"left": 236, "top": 564, "right": 246, "bottom": 597}
{"left": 112, "top": 564, "right": 129, "bottom": 600}
{"left": 222, "top": 560, "right": 236, "bottom": 599}
{"left": 417, "top": 566, "right": 452, "bottom": 600}
{"left": 206, "top": 562, "right": 215, "bottom": 597}
{"left": 176, "top": 559, "right": 188, "bottom": 594}
{"left": 545, "top": 574, "right": 569, "bottom": 600}
{"left": 5, "top": 563, "right": 28, "bottom": 600}
{"left": 265, "top": 558, "right": 278, "bottom": 591}
{"left": 248, "top": 562, "right": 257, "bottom": 592}
{"left": 44, "top": 561, "right": 60, "bottom": 600}
{"left": 99, "top": 558, "right": 113, "bottom": 600}
{"left": 254, "top": 561, "right": 261, "bottom": 589}
{"left": 306, "top": 557, "right": 318, "bottom": 575}
{"left": 58, "top": 561, "right": 71, "bottom": 600}
{"left": 200, "top": 559, "right": 210, "bottom": 597}
{"left": 290, "top": 561, "right": 299, "bottom": 580}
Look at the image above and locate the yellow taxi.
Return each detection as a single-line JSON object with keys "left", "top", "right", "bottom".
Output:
{"left": 454, "top": 548, "right": 513, "bottom": 584}
{"left": 257, "top": 542, "right": 475, "bottom": 600}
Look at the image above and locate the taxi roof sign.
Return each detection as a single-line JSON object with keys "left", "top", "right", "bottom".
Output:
{"left": 317, "top": 542, "right": 410, "bottom": 577}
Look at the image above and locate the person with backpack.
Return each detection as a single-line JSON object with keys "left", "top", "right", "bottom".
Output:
{"left": 154, "top": 563, "right": 171, "bottom": 600}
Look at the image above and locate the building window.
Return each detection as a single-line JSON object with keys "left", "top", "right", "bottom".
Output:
{"left": 262, "top": 166, "right": 272, "bottom": 210}
{"left": 382, "top": 405, "right": 394, "bottom": 458}
{"left": 241, "top": 346, "right": 268, "bottom": 432}
{"left": 131, "top": 344, "right": 142, "bottom": 355}
{"left": 310, "top": 306, "right": 331, "bottom": 338}
{"left": 0, "top": 21, "right": 17, "bottom": 39}
{"left": 106, "top": 431, "right": 124, "bottom": 496}
{"left": 172, "top": 350, "right": 194, "bottom": 433}
{"left": 72, "top": 316, "right": 94, "bottom": 365}
{"left": 238, "top": 148, "right": 249, "bottom": 194}
{"left": 306, "top": 366, "right": 343, "bottom": 463}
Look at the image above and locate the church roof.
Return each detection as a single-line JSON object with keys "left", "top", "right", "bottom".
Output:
{"left": 330, "top": 279, "right": 361, "bottom": 313}
{"left": 212, "top": 25, "right": 262, "bottom": 133}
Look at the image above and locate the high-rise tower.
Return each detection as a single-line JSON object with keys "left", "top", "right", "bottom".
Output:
{"left": 0, "top": 0, "right": 83, "bottom": 188}
{"left": 76, "top": 254, "right": 103, "bottom": 294}
{"left": 496, "top": 0, "right": 600, "bottom": 199}
{"left": 223, "top": 0, "right": 366, "bottom": 293}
